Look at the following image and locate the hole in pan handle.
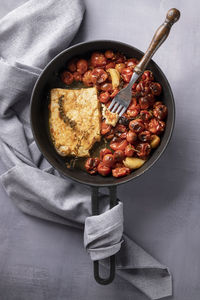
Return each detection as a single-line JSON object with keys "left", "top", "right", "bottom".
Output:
{"left": 91, "top": 186, "right": 117, "bottom": 285}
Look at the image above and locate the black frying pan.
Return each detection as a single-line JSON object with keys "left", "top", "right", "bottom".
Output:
{"left": 30, "top": 40, "right": 175, "bottom": 285}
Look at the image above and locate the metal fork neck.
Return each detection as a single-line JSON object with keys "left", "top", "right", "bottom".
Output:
{"left": 127, "top": 72, "right": 141, "bottom": 90}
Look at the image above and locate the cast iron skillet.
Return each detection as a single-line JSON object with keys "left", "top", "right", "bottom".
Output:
{"left": 30, "top": 40, "right": 175, "bottom": 285}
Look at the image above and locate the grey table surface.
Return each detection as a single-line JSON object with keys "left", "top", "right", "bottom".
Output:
{"left": 0, "top": 0, "right": 200, "bottom": 299}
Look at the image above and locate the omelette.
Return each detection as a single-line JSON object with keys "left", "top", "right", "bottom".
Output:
{"left": 49, "top": 87, "right": 101, "bottom": 157}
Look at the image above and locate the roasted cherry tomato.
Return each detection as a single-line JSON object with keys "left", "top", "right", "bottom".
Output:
{"left": 82, "top": 70, "right": 93, "bottom": 86}
{"left": 118, "top": 116, "right": 129, "bottom": 127}
{"left": 125, "top": 144, "right": 135, "bottom": 157}
{"left": 77, "top": 59, "right": 88, "bottom": 74}
{"left": 114, "top": 124, "right": 127, "bottom": 139}
{"left": 136, "top": 81, "right": 150, "bottom": 96}
{"left": 140, "top": 110, "right": 152, "bottom": 122}
{"left": 73, "top": 71, "right": 82, "bottom": 82}
{"left": 153, "top": 104, "right": 168, "bottom": 120}
{"left": 91, "top": 52, "right": 107, "bottom": 67}
{"left": 121, "top": 67, "right": 133, "bottom": 82}
{"left": 67, "top": 59, "right": 77, "bottom": 72}
{"left": 99, "top": 91, "right": 110, "bottom": 103}
{"left": 105, "top": 128, "right": 115, "bottom": 140}
{"left": 100, "top": 82, "right": 113, "bottom": 92}
{"left": 105, "top": 50, "right": 114, "bottom": 59}
{"left": 148, "top": 118, "right": 165, "bottom": 134}
{"left": 138, "top": 131, "right": 151, "bottom": 142}
{"left": 136, "top": 143, "right": 151, "bottom": 158}
{"left": 101, "top": 121, "right": 112, "bottom": 135}
{"left": 100, "top": 148, "right": 112, "bottom": 161}
{"left": 141, "top": 70, "right": 154, "bottom": 81}
{"left": 146, "top": 94, "right": 155, "bottom": 106}
{"left": 153, "top": 101, "right": 163, "bottom": 108}
{"left": 110, "top": 138, "right": 128, "bottom": 151}
{"left": 103, "top": 154, "right": 115, "bottom": 167}
{"left": 61, "top": 71, "right": 73, "bottom": 85}
{"left": 91, "top": 68, "right": 108, "bottom": 84}
{"left": 97, "top": 162, "right": 111, "bottom": 176}
{"left": 126, "top": 58, "right": 138, "bottom": 69}
{"left": 115, "top": 63, "right": 125, "bottom": 73}
{"left": 139, "top": 96, "right": 150, "bottom": 110}
{"left": 112, "top": 167, "right": 130, "bottom": 178}
{"left": 85, "top": 157, "right": 100, "bottom": 174}
{"left": 112, "top": 52, "right": 126, "bottom": 63}
{"left": 129, "top": 119, "right": 145, "bottom": 133}
{"left": 150, "top": 82, "right": 162, "bottom": 96}
{"left": 126, "top": 131, "right": 137, "bottom": 144}
{"left": 127, "top": 103, "right": 140, "bottom": 117}
{"left": 113, "top": 150, "right": 125, "bottom": 162}
{"left": 105, "top": 62, "right": 116, "bottom": 70}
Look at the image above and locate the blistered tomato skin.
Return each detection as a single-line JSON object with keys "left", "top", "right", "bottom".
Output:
{"left": 112, "top": 167, "right": 130, "bottom": 178}
{"left": 73, "top": 72, "right": 82, "bottom": 82}
{"left": 127, "top": 103, "right": 140, "bottom": 118}
{"left": 110, "top": 138, "right": 128, "bottom": 151}
{"left": 97, "top": 162, "right": 111, "bottom": 176}
{"left": 139, "top": 96, "right": 150, "bottom": 110}
{"left": 154, "top": 101, "right": 163, "bottom": 108}
{"left": 125, "top": 144, "right": 135, "bottom": 157}
{"left": 114, "top": 125, "right": 127, "bottom": 139}
{"left": 142, "top": 70, "right": 154, "bottom": 81}
{"left": 138, "top": 131, "right": 151, "bottom": 142}
{"left": 153, "top": 104, "right": 168, "bottom": 120}
{"left": 105, "top": 62, "right": 116, "bottom": 70}
{"left": 150, "top": 82, "right": 162, "bottom": 96}
{"left": 126, "top": 131, "right": 137, "bottom": 144}
{"left": 126, "top": 58, "right": 138, "bottom": 69}
{"left": 99, "top": 92, "right": 110, "bottom": 103}
{"left": 103, "top": 154, "right": 115, "bottom": 167}
{"left": 91, "top": 52, "right": 107, "bottom": 67}
{"left": 136, "top": 143, "right": 151, "bottom": 158}
{"left": 136, "top": 81, "right": 150, "bottom": 96}
{"left": 105, "top": 50, "right": 114, "bottom": 59}
{"left": 118, "top": 116, "right": 129, "bottom": 127}
{"left": 61, "top": 71, "right": 74, "bottom": 85}
{"left": 101, "top": 121, "right": 112, "bottom": 135}
{"left": 148, "top": 118, "right": 165, "bottom": 134}
{"left": 100, "top": 148, "right": 112, "bottom": 161}
{"left": 91, "top": 68, "right": 108, "bottom": 84}
{"left": 77, "top": 59, "right": 88, "bottom": 74}
{"left": 105, "top": 128, "right": 115, "bottom": 140}
{"left": 140, "top": 110, "right": 152, "bottom": 122}
{"left": 113, "top": 150, "right": 125, "bottom": 162}
{"left": 115, "top": 63, "right": 125, "bottom": 73}
{"left": 82, "top": 70, "right": 93, "bottom": 87}
{"left": 121, "top": 67, "right": 133, "bottom": 82}
{"left": 85, "top": 157, "right": 100, "bottom": 174}
{"left": 67, "top": 59, "right": 77, "bottom": 72}
{"left": 129, "top": 119, "right": 145, "bottom": 133}
{"left": 100, "top": 82, "right": 113, "bottom": 92}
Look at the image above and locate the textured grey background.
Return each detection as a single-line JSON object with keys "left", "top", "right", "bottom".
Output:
{"left": 0, "top": 0, "right": 199, "bottom": 299}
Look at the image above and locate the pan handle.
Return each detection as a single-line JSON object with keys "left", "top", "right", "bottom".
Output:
{"left": 91, "top": 186, "right": 117, "bottom": 285}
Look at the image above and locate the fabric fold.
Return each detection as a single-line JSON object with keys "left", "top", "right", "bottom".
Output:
{"left": 84, "top": 202, "right": 124, "bottom": 260}
{"left": 0, "top": 1, "right": 172, "bottom": 299}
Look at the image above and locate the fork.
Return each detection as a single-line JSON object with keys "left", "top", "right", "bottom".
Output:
{"left": 108, "top": 8, "right": 180, "bottom": 117}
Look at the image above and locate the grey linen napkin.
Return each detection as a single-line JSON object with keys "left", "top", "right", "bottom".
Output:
{"left": 0, "top": 1, "right": 172, "bottom": 299}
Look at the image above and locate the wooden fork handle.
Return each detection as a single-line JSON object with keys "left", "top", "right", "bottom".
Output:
{"left": 134, "top": 8, "right": 180, "bottom": 75}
